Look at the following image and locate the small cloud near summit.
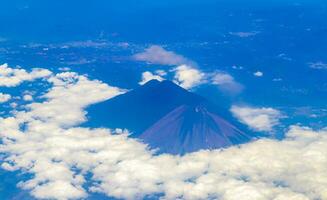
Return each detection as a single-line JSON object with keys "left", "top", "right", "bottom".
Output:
{"left": 139, "top": 71, "right": 165, "bottom": 85}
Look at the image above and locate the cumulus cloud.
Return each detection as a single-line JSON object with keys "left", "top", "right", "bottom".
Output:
{"left": 230, "top": 105, "right": 282, "bottom": 132}
{"left": 211, "top": 72, "right": 243, "bottom": 94}
{"left": 139, "top": 71, "right": 165, "bottom": 85}
{"left": 133, "top": 45, "right": 191, "bottom": 66}
{"left": 173, "top": 65, "right": 205, "bottom": 89}
{"left": 1, "top": 67, "right": 327, "bottom": 200}
{"left": 0, "top": 63, "right": 52, "bottom": 87}
{"left": 23, "top": 94, "right": 33, "bottom": 101}
{"left": 254, "top": 71, "right": 264, "bottom": 77}
{"left": 0, "top": 93, "right": 11, "bottom": 103}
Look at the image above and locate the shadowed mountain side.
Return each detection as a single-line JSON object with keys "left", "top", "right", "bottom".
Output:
{"left": 139, "top": 104, "right": 252, "bottom": 154}
{"left": 85, "top": 80, "right": 205, "bottom": 135}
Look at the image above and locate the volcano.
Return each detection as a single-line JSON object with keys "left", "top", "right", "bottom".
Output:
{"left": 86, "top": 79, "right": 254, "bottom": 154}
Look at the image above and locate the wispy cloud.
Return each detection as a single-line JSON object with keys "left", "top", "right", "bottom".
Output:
{"left": 309, "top": 61, "right": 327, "bottom": 69}
{"left": 229, "top": 31, "right": 260, "bottom": 38}
{"left": 211, "top": 72, "right": 244, "bottom": 94}
{"left": 133, "top": 45, "right": 192, "bottom": 66}
{"left": 61, "top": 40, "right": 110, "bottom": 48}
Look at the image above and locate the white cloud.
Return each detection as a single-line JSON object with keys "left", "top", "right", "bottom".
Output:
{"left": 2, "top": 67, "right": 327, "bottom": 200}
{"left": 139, "top": 71, "right": 165, "bottom": 85}
{"left": 254, "top": 71, "right": 264, "bottom": 77}
{"left": 133, "top": 45, "right": 191, "bottom": 66}
{"left": 23, "top": 94, "right": 33, "bottom": 101}
{"left": 32, "top": 72, "right": 126, "bottom": 127}
{"left": 0, "top": 63, "right": 52, "bottom": 87}
{"left": 211, "top": 72, "right": 243, "bottom": 94}
{"left": 0, "top": 93, "right": 11, "bottom": 103}
{"left": 309, "top": 62, "right": 327, "bottom": 69}
{"left": 173, "top": 65, "right": 205, "bottom": 89}
{"left": 230, "top": 105, "right": 282, "bottom": 132}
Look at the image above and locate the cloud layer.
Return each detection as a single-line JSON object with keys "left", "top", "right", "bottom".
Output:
{"left": 1, "top": 65, "right": 326, "bottom": 200}
{"left": 0, "top": 63, "right": 52, "bottom": 87}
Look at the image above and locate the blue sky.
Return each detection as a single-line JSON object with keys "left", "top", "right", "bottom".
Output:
{"left": 0, "top": 1, "right": 327, "bottom": 199}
